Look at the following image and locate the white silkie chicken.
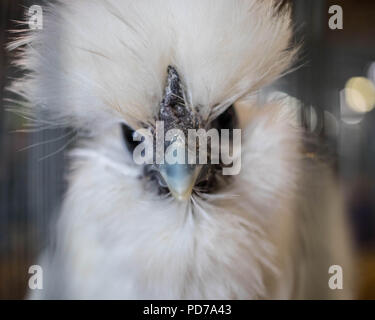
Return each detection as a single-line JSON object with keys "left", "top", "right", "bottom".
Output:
{"left": 11, "top": 0, "right": 354, "bottom": 299}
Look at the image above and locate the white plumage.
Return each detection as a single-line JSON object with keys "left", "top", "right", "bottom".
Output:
{"left": 11, "top": 0, "right": 354, "bottom": 299}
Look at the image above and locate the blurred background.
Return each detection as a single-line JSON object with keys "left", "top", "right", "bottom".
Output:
{"left": 0, "top": 0, "right": 375, "bottom": 299}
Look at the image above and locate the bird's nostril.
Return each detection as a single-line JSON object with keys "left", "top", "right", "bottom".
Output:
{"left": 143, "top": 165, "right": 168, "bottom": 189}
{"left": 155, "top": 173, "right": 168, "bottom": 189}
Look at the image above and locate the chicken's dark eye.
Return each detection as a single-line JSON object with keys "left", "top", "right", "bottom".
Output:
{"left": 210, "top": 104, "right": 238, "bottom": 130}
{"left": 121, "top": 123, "right": 140, "bottom": 153}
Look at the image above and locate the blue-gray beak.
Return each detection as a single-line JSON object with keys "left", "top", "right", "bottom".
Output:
{"left": 159, "top": 163, "right": 201, "bottom": 201}
{"left": 157, "top": 66, "right": 202, "bottom": 200}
